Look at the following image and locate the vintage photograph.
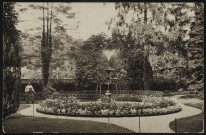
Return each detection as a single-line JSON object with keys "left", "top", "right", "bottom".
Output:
{"left": 2, "top": 2, "right": 204, "bottom": 133}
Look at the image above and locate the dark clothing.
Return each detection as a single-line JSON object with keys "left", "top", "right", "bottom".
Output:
{"left": 26, "top": 91, "right": 35, "bottom": 104}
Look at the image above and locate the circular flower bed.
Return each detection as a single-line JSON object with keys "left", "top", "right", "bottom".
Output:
{"left": 36, "top": 94, "right": 182, "bottom": 117}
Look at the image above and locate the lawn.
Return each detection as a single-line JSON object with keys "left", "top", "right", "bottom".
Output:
{"left": 178, "top": 94, "right": 197, "bottom": 99}
{"left": 169, "top": 102, "right": 204, "bottom": 133}
{"left": 3, "top": 114, "right": 134, "bottom": 133}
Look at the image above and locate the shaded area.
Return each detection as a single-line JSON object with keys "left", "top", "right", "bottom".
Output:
{"left": 20, "top": 100, "right": 42, "bottom": 104}
{"left": 169, "top": 102, "right": 203, "bottom": 133}
{"left": 3, "top": 114, "right": 134, "bottom": 133}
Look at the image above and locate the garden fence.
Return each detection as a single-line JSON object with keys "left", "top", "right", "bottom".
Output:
{"left": 19, "top": 90, "right": 164, "bottom": 101}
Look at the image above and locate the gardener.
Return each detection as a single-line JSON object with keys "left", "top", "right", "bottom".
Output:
{"left": 25, "top": 81, "right": 36, "bottom": 104}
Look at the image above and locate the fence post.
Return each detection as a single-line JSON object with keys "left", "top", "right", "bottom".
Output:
{"left": 175, "top": 118, "right": 177, "bottom": 133}
{"left": 139, "top": 115, "right": 141, "bottom": 133}
{"left": 138, "top": 103, "right": 141, "bottom": 133}
{"left": 33, "top": 103, "right": 34, "bottom": 117}
{"left": 202, "top": 104, "right": 204, "bottom": 132}
{"left": 100, "top": 84, "right": 101, "bottom": 95}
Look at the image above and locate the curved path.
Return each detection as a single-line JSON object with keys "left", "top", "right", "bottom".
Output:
{"left": 19, "top": 95, "right": 203, "bottom": 133}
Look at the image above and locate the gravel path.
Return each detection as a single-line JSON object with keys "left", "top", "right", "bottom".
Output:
{"left": 19, "top": 95, "right": 203, "bottom": 133}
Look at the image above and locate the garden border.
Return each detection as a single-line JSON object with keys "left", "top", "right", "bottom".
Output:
{"left": 36, "top": 107, "right": 182, "bottom": 117}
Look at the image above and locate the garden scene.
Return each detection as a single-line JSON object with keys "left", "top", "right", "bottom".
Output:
{"left": 2, "top": 2, "right": 204, "bottom": 133}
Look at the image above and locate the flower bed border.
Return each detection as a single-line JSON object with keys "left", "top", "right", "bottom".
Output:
{"left": 36, "top": 107, "right": 182, "bottom": 117}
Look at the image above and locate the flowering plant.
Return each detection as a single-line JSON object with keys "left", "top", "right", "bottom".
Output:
{"left": 37, "top": 95, "right": 182, "bottom": 116}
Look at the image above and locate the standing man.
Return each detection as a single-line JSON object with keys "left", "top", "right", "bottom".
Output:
{"left": 25, "top": 81, "right": 36, "bottom": 104}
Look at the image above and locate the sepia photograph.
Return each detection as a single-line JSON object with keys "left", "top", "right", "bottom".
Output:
{"left": 2, "top": 1, "right": 204, "bottom": 133}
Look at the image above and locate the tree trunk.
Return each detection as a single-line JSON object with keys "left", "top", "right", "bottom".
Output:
{"left": 144, "top": 2, "right": 147, "bottom": 24}
{"left": 143, "top": 2, "right": 153, "bottom": 90}
{"left": 41, "top": 2, "right": 53, "bottom": 86}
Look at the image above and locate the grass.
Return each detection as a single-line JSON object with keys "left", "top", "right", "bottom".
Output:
{"left": 169, "top": 102, "right": 204, "bottom": 133}
{"left": 3, "top": 114, "right": 134, "bottom": 133}
{"left": 184, "top": 102, "right": 203, "bottom": 110}
{"left": 178, "top": 94, "right": 197, "bottom": 99}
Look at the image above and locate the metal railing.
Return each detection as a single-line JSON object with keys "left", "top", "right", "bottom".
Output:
{"left": 19, "top": 90, "right": 164, "bottom": 100}
{"left": 61, "top": 90, "right": 164, "bottom": 97}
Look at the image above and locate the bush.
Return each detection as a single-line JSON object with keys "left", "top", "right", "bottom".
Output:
{"left": 115, "top": 94, "right": 143, "bottom": 102}
{"left": 52, "top": 82, "right": 76, "bottom": 91}
{"left": 197, "top": 91, "right": 204, "bottom": 100}
{"left": 51, "top": 91, "right": 60, "bottom": 99}
{"left": 42, "top": 83, "right": 57, "bottom": 98}
{"left": 151, "top": 79, "right": 177, "bottom": 91}
{"left": 98, "top": 95, "right": 117, "bottom": 103}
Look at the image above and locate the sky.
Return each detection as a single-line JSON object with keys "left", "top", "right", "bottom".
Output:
{"left": 15, "top": 2, "right": 116, "bottom": 40}
{"left": 15, "top": 2, "right": 194, "bottom": 41}
{"left": 70, "top": 3, "right": 116, "bottom": 40}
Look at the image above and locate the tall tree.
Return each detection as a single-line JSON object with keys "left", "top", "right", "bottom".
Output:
{"left": 186, "top": 2, "right": 204, "bottom": 92}
{"left": 3, "top": 2, "right": 21, "bottom": 118}
{"left": 75, "top": 33, "right": 108, "bottom": 89}
{"left": 108, "top": 2, "right": 157, "bottom": 90}
{"left": 19, "top": 2, "right": 78, "bottom": 84}
{"left": 41, "top": 2, "right": 53, "bottom": 86}
{"left": 108, "top": 2, "right": 196, "bottom": 91}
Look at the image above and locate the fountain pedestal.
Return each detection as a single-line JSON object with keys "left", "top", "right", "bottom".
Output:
{"left": 102, "top": 49, "right": 117, "bottom": 103}
{"left": 105, "top": 67, "right": 114, "bottom": 103}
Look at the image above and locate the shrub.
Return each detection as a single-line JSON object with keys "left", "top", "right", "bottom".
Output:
{"left": 98, "top": 95, "right": 116, "bottom": 103}
{"left": 42, "top": 83, "right": 57, "bottom": 98}
{"left": 51, "top": 91, "right": 60, "bottom": 99}
{"left": 151, "top": 79, "right": 177, "bottom": 91}
{"left": 115, "top": 94, "right": 142, "bottom": 102}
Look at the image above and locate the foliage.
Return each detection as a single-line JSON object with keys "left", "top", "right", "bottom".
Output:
{"left": 42, "top": 83, "right": 57, "bottom": 98}
{"left": 151, "top": 79, "right": 177, "bottom": 91}
{"left": 185, "top": 2, "right": 204, "bottom": 92}
{"left": 98, "top": 95, "right": 117, "bottom": 103}
{"left": 108, "top": 2, "right": 203, "bottom": 92}
{"left": 112, "top": 94, "right": 143, "bottom": 102}
{"left": 75, "top": 33, "right": 109, "bottom": 89}
{"left": 37, "top": 95, "right": 181, "bottom": 116}
{"left": 3, "top": 2, "right": 21, "bottom": 119}
{"left": 17, "top": 3, "right": 79, "bottom": 81}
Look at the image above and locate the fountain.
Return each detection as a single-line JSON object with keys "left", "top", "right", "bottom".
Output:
{"left": 36, "top": 49, "right": 182, "bottom": 117}
{"left": 103, "top": 49, "right": 118, "bottom": 102}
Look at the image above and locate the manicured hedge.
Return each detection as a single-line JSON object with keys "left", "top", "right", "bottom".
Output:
{"left": 151, "top": 80, "right": 177, "bottom": 91}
